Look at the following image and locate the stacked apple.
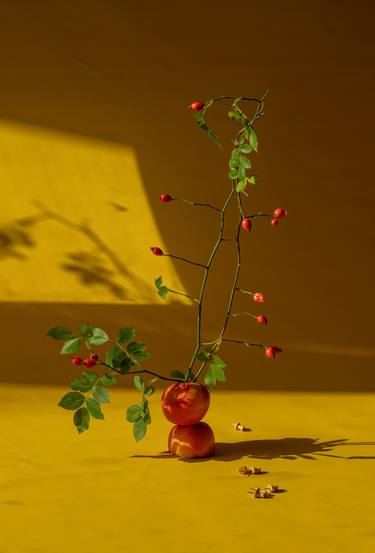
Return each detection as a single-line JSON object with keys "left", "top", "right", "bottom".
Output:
{"left": 161, "top": 382, "right": 215, "bottom": 458}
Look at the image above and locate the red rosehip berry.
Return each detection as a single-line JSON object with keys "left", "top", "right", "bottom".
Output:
{"left": 160, "top": 193, "right": 172, "bottom": 203}
{"left": 71, "top": 357, "right": 83, "bottom": 366}
{"left": 253, "top": 292, "right": 265, "bottom": 303}
{"left": 241, "top": 218, "right": 252, "bottom": 232}
{"left": 89, "top": 353, "right": 99, "bottom": 361}
{"left": 150, "top": 247, "right": 164, "bottom": 256}
{"left": 273, "top": 207, "right": 287, "bottom": 219}
{"left": 265, "top": 346, "right": 282, "bottom": 359}
{"left": 257, "top": 315, "right": 268, "bottom": 325}
{"left": 83, "top": 358, "right": 96, "bottom": 368}
{"left": 271, "top": 218, "right": 279, "bottom": 227}
{"left": 190, "top": 101, "right": 205, "bottom": 112}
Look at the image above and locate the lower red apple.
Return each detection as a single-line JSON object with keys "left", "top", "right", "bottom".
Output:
{"left": 161, "top": 382, "right": 210, "bottom": 425}
{"left": 168, "top": 422, "right": 215, "bottom": 458}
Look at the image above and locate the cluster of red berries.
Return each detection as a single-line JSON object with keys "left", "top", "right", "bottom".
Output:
{"left": 241, "top": 208, "right": 287, "bottom": 232}
{"left": 71, "top": 353, "right": 98, "bottom": 368}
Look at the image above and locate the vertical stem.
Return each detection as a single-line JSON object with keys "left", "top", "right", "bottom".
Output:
{"left": 187, "top": 187, "right": 235, "bottom": 379}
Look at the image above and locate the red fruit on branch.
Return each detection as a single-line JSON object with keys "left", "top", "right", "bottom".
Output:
{"left": 273, "top": 207, "right": 287, "bottom": 219}
{"left": 150, "top": 247, "right": 164, "bottom": 256}
{"left": 71, "top": 357, "right": 83, "bottom": 366}
{"left": 241, "top": 218, "right": 252, "bottom": 232}
{"left": 257, "top": 315, "right": 268, "bottom": 325}
{"left": 160, "top": 193, "right": 172, "bottom": 203}
{"left": 271, "top": 218, "right": 279, "bottom": 227}
{"left": 253, "top": 292, "right": 265, "bottom": 303}
{"left": 89, "top": 353, "right": 99, "bottom": 361}
{"left": 190, "top": 101, "right": 205, "bottom": 112}
{"left": 265, "top": 346, "right": 282, "bottom": 359}
{"left": 83, "top": 358, "right": 97, "bottom": 368}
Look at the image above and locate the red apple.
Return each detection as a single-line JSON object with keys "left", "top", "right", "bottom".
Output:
{"left": 168, "top": 422, "right": 215, "bottom": 458}
{"left": 161, "top": 382, "right": 210, "bottom": 425}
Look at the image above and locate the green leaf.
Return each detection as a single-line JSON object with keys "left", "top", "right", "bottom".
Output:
{"left": 197, "top": 351, "right": 210, "bottom": 362}
{"left": 58, "top": 391, "right": 85, "bottom": 410}
{"left": 158, "top": 286, "right": 169, "bottom": 300}
{"left": 105, "top": 344, "right": 127, "bottom": 368}
{"left": 198, "top": 121, "right": 209, "bottom": 132}
{"left": 207, "top": 129, "right": 222, "bottom": 149}
{"left": 144, "top": 412, "right": 152, "bottom": 425}
{"left": 73, "top": 407, "right": 90, "bottom": 433}
{"left": 126, "top": 404, "right": 142, "bottom": 423}
{"left": 239, "top": 143, "right": 252, "bottom": 153}
{"left": 116, "top": 325, "right": 135, "bottom": 345}
{"left": 249, "top": 128, "right": 258, "bottom": 152}
{"left": 79, "top": 323, "right": 94, "bottom": 338}
{"left": 210, "top": 364, "right": 226, "bottom": 382}
{"left": 134, "top": 375, "right": 144, "bottom": 391}
{"left": 154, "top": 275, "right": 163, "bottom": 289}
{"left": 92, "top": 386, "right": 110, "bottom": 404}
{"left": 131, "top": 351, "right": 151, "bottom": 362}
{"left": 133, "top": 419, "right": 147, "bottom": 441}
{"left": 100, "top": 374, "right": 117, "bottom": 386}
{"left": 236, "top": 179, "right": 247, "bottom": 193}
{"left": 239, "top": 155, "right": 251, "bottom": 169}
{"left": 46, "top": 326, "right": 75, "bottom": 341}
{"left": 211, "top": 355, "right": 226, "bottom": 370}
{"left": 141, "top": 397, "right": 149, "bottom": 412}
{"left": 144, "top": 386, "right": 155, "bottom": 397}
{"left": 247, "top": 175, "right": 258, "bottom": 185}
{"left": 82, "top": 371, "right": 98, "bottom": 384}
{"left": 60, "top": 337, "right": 82, "bottom": 355}
{"left": 127, "top": 341, "right": 146, "bottom": 354}
{"left": 194, "top": 111, "right": 203, "bottom": 123}
{"left": 86, "top": 398, "right": 104, "bottom": 420}
{"left": 70, "top": 378, "right": 92, "bottom": 393}
{"left": 120, "top": 357, "right": 133, "bottom": 374}
{"left": 228, "top": 110, "right": 241, "bottom": 121}
{"left": 88, "top": 328, "right": 109, "bottom": 346}
{"left": 204, "top": 371, "right": 216, "bottom": 391}
{"left": 170, "top": 370, "right": 186, "bottom": 381}
{"left": 228, "top": 170, "right": 239, "bottom": 180}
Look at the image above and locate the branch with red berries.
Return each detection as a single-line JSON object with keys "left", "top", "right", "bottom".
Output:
{"left": 151, "top": 93, "right": 286, "bottom": 388}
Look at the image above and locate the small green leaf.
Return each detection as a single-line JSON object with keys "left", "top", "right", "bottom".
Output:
{"left": 228, "top": 170, "right": 239, "bottom": 180}
{"left": 73, "top": 407, "right": 90, "bottom": 433}
{"left": 210, "top": 364, "right": 226, "bottom": 382}
{"left": 58, "top": 391, "right": 85, "bottom": 410}
{"left": 247, "top": 175, "right": 258, "bottom": 185}
{"left": 79, "top": 323, "right": 94, "bottom": 338}
{"left": 92, "top": 386, "right": 110, "bottom": 404}
{"left": 133, "top": 419, "right": 147, "bottom": 441}
{"left": 154, "top": 275, "right": 163, "bottom": 289}
{"left": 134, "top": 375, "right": 144, "bottom": 391}
{"left": 158, "top": 286, "right": 169, "bottom": 300}
{"left": 144, "top": 385, "right": 155, "bottom": 397}
{"left": 236, "top": 180, "right": 247, "bottom": 193}
{"left": 141, "top": 397, "right": 149, "bottom": 411}
{"left": 210, "top": 355, "right": 226, "bottom": 370}
{"left": 70, "top": 378, "right": 92, "bottom": 393}
{"left": 228, "top": 110, "right": 241, "bottom": 121}
{"left": 105, "top": 344, "right": 127, "bottom": 368}
{"left": 131, "top": 351, "right": 151, "bottom": 362}
{"left": 100, "top": 374, "right": 117, "bottom": 386}
{"left": 86, "top": 398, "right": 104, "bottom": 419}
{"left": 88, "top": 328, "right": 109, "bottom": 346}
{"left": 120, "top": 357, "right": 133, "bottom": 374}
{"left": 170, "top": 370, "right": 186, "bottom": 381}
{"left": 127, "top": 342, "right": 146, "bottom": 354}
{"left": 239, "top": 155, "right": 251, "bottom": 169}
{"left": 197, "top": 351, "right": 210, "bottom": 362}
{"left": 144, "top": 412, "right": 152, "bottom": 425}
{"left": 239, "top": 143, "right": 252, "bottom": 154}
{"left": 207, "top": 129, "right": 222, "bottom": 149}
{"left": 82, "top": 371, "right": 98, "bottom": 384}
{"left": 249, "top": 128, "right": 258, "bottom": 152}
{"left": 60, "top": 337, "right": 82, "bottom": 355}
{"left": 204, "top": 371, "right": 216, "bottom": 391}
{"left": 126, "top": 404, "right": 142, "bottom": 422}
{"left": 194, "top": 111, "right": 203, "bottom": 123}
{"left": 46, "top": 326, "right": 75, "bottom": 341}
{"left": 116, "top": 325, "right": 135, "bottom": 345}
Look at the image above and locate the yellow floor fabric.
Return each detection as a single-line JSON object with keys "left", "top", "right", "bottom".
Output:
{"left": 2, "top": 386, "right": 375, "bottom": 552}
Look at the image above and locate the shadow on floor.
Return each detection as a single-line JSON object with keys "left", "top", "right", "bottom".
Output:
{"left": 131, "top": 437, "right": 375, "bottom": 462}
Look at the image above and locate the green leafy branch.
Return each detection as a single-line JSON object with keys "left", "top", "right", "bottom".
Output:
{"left": 154, "top": 275, "right": 198, "bottom": 303}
